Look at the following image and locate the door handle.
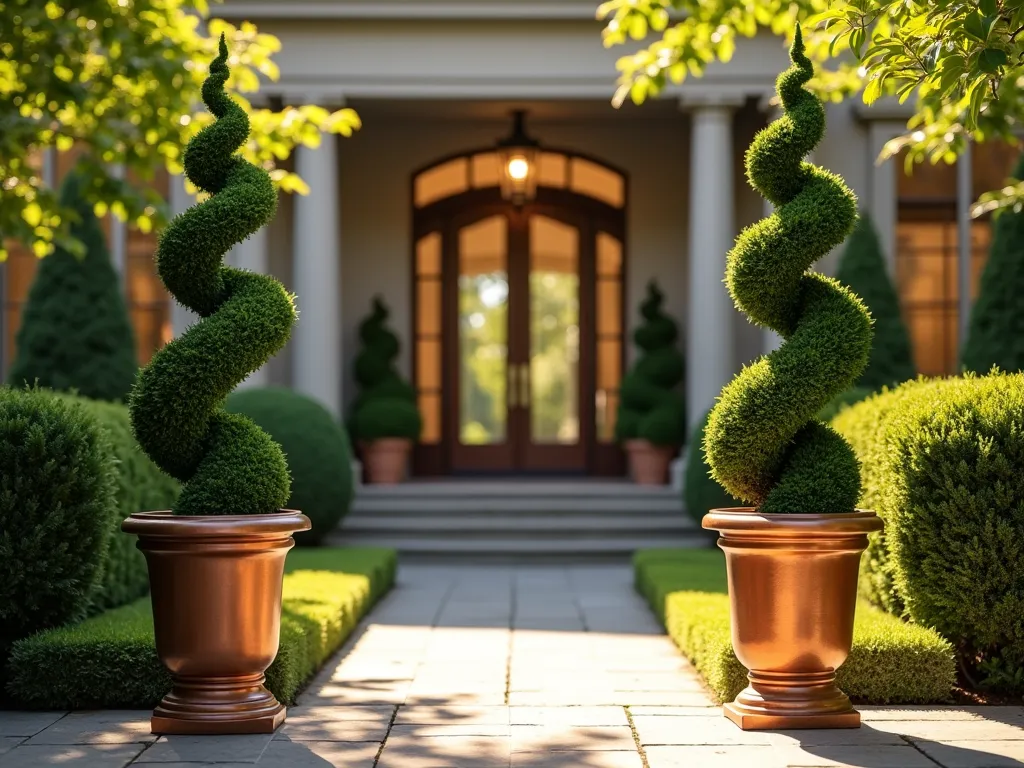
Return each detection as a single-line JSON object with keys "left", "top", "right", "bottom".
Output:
{"left": 508, "top": 363, "right": 518, "bottom": 409}
{"left": 519, "top": 362, "right": 530, "bottom": 409}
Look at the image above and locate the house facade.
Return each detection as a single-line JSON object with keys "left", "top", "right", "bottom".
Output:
{"left": 1, "top": 0, "right": 1016, "bottom": 482}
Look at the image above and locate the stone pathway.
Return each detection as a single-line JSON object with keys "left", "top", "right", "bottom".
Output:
{"left": 2, "top": 564, "right": 1023, "bottom": 767}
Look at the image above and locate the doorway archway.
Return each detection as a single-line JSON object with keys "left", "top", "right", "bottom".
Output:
{"left": 411, "top": 149, "right": 627, "bottom": 476}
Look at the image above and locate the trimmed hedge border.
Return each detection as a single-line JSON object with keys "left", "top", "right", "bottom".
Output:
{"left": 6, "top": 547, "right": 397, "bottom": 709}
{"left": 635, "top": 549, "right": 956, "bottom": 705}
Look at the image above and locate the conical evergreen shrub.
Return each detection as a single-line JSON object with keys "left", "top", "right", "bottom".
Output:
{"left": 8, "top": 169, "right": 138, "bottom": 402}
{"left": 349, "top": 297, "right": 422, "bottom": 442}
{"left": 963, "top": 153, "right": 1024, "bottom": 374}
{"left": 835, "top": 214, "right": 915, "bottom": 389}
{"left": 615, "top": 281, "right": 686, "bottom": 446}
{"left": 704, "top": 30, "right": 872, "bottom": 514}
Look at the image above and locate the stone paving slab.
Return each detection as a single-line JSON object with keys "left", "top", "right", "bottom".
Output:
{"left": 2, "top": 564, "right": 1024, "bottom": 768}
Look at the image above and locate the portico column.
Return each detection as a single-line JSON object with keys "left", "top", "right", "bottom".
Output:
{"left": 292, "top": 126, "right": 342, "bottom": 416}
{"left": 109, "top": 163, "right": 127, "bottom": 285}
{"left": 168, "top": 173, "right": 197, "bottom": 337}
{"left": 230, "top": 225, "right": 271, "bottom": 389}
{"left": 867, "top": 121, "right": 903, "bottom": 277}
{"left": 684, "top": 98, "right": 740, "bottom": 431}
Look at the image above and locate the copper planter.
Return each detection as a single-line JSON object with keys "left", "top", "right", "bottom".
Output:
{"left": 122, "top": 510, "right": 311, "bottom": 735}
{"left": 625, "top": 439, "right": 675, "bottom": 485}
{"left": 702, "top": 508, "right": 882, "bottom": 730}
{"left": 361, "top": 438, "right": 411, "bottom": 484}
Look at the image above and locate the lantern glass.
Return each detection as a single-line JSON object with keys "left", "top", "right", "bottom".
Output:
{"left": 498, "top": 145, "right": 538, "bottom": 204}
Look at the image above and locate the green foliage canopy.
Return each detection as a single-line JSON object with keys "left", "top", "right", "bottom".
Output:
{"left": 597, "top": 0, "right": 1024, "bottom": 214}
{"left": 8, "top": 167, "right": 139, "bottom": 402}
{"left": 1, "top": 0, "right": 360, "bottom": 260}
{"left": 129, "top": 38, "right": 296, "bottom": 516}
{"left": 703, "top": 32, "right": 871, "bottom": 514}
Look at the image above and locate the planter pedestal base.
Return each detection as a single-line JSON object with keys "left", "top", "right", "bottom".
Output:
{"left": 724, "top": 670, "right": 859, "bottom": 730}
{"left": 152, "top": 673, "right": 285, "bottom": 735}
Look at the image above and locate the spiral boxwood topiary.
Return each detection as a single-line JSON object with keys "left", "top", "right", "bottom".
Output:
{"left": 349, "top": 297, "right": 422, "bottom": 442}
{"left": 129, "top": 37, "right": 296, "bottom": 516}
{"left": 227, "top": 387, "right": 354, "bottom": 545}
{"left": 616, "top": 281, "right": 686, "bottom": 447}
{"left": 704, "top": 30, "right": 872, "bottom": 515}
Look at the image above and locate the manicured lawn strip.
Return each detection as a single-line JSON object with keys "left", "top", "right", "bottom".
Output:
{"left": 635, "top": 548, "right": 956, "bottom": 704}
{"left": 6, "top": 547, "right": 397, "bottom": 709}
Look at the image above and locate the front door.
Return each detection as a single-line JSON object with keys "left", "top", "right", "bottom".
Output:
{"left": 452, "top": 207, "right": 589, "bottom": 472}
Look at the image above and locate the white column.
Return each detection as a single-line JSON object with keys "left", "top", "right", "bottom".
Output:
{"left": 41, "top": 148, "right": 56, "bottom": 189}
{"left": 292, "top": 131, "right": 342, "bottom": 416}
{"left": 957, "top": 141, "right": 973, "bottom": 354}
{"left": 868, "top": 121, "right": 903, "bottom": 277}
{"left": 109, "top": 163, "right": 127, "bottom": 284}
{"left": 168, "top": 173, "right": 197, "bottom": 337}
{"left": 685, "top": 100, "right": 739, "bottom": 431}
{"left": 231, "top": 226, "right": 271, "bottom": 389}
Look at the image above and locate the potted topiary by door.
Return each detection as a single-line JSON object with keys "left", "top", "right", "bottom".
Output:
{"left": 349, "top": 297, "right": 422, "bottom": 484}
{"left": 616, "top": 281, "right": 685, "bottom": 484}
{"left": 701, "top": 29, "right": 880, "bottom": 731}
{"left": 122, "top": 38, "right": 309, "bottom": 735}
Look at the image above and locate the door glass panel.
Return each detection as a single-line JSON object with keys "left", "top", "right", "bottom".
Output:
{"left": 529, "top": 215, "right": 579, "bottom": 445}
{"left": 458, "top": 216, "right": 509, "bottom": 445}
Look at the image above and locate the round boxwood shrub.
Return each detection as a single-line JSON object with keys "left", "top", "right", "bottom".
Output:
{"left": 683, "top": 408, "right": 741, "bottom": 523}
{"left": 963, "top": 153, "right": 1024, "bottom": 374}
{"left": 227, "top": 387, "right": 354, "bottom": 545}
{"left": 8, "top": 167, "right": 138, "bottom": 402}
{"left": 704, "top": 30, "right": 872, "bottom": 514}
{"left": 616, "top": 281, "right": 686, "bottom": 447}
{"left": 833, "top": 374, "right": 1024, "bottom": 691}
{"left": 129, "top": 37, "right": 296, "bottom": 515}
{"left": 0, "top": 387, "right": 118, "bottom": 653}
{"left": 349, "top": 297, "right": 421, "bottom": 443}
{"left": 60, "top": 397, "right": 179, "bottom": 611}
{"left": 835, "top": 214, "right": 915, "bottom": 390}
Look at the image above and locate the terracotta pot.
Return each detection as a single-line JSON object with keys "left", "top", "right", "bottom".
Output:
{"left": 702, "top": 508, "right": 882, "bottom": 730}
{"left": 624, "top": 439, "right": 674, "bottom": 485}
{"left": 122, "top": 510, "right": 311, "bottom": 735}
{"left": 361, "top": 438, "right": 411, "bottom": 484}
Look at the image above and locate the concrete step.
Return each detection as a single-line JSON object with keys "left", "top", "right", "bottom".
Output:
{"left": 341, "top": 514, "right": 696, "bottom": 534}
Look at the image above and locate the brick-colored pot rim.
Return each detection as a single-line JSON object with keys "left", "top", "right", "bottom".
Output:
{"left": 702, "top": 507, "right": 882, "bottom": 537}
{"left": 122, "top": 510, "right": 311, "bottom": 539}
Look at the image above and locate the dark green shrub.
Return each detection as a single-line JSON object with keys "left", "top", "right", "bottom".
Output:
{"left": 0, "top": 388, "right": 117, "bottom": 655}
{"left": 963, "top": 154, "right": 1024, "bottom": 374}
{"left": 227, "top": 387, "right": 354, "bottom": 545}
{"left": 704, "top": 30, "right": 871, "bottom": 514}
{"left": 349, "top": 297, "right": 421, "bottom": 442}
{"left": 61, "top": 397, "right": 179, "bottom": 610}
{"left": 683, "top": 409, "right": 740, "bottom": 523}
{"left": 833, "top": 374, "right": 1024, "bottom": 692}
{"left": 616, "top": 281, "right": 685, "bottom": 446}
{"left": 816, "top": 386, "right": 873, "bottom": 423}
{"left": 835, "top": 214, "right": 915, "bottom": 390}
{"left": 129, "top": 37, "right": 296, "bottom": 516}
{"left": 7, "top": 547, "right": 397, "bottom": 708}
{"left": 8, "top": 168, "right": 138, "bottom": 402}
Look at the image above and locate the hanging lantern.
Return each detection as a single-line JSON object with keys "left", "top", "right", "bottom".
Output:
{"left": 496, "top": 110, "right": 540, "bottom": 205}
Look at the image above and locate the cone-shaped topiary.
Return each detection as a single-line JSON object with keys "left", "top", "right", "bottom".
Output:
{"left": 963, "top": 153, "right": 1024, "bottom": 374}
{"left": 835, "top": 214, "right": 915, "bottom": 390}
{"left": 615, "top": 281, "right": 686, "bottom": 446}
{"left": 129, "top": 37, "right": 296, "bottom": 516}
{"left": 704, "top": 29, "right": 872, "bottom": 515}
{"left": 8, "top": 168, "right": 138, "bottom": 402}
{"left": 349, "top": 297, "right": 422, "bottom": 442}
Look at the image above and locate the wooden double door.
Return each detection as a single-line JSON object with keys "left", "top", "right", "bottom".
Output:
{"left": 414, "top": 191, "right": 625, "bottom": 475}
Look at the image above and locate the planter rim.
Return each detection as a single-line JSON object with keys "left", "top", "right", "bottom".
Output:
{"left": 122, "top": 509, "right": 311, "bottom": 537}
{"left": 702, "top": 507, "right": 882, "bottom": 535}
